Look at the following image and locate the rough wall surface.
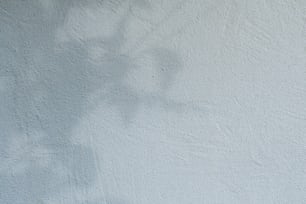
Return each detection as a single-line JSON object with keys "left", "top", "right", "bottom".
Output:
{"left": 1, "top": 0, "right": 306, "bottom": 203}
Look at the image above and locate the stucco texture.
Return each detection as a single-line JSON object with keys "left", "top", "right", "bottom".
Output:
{"left": 1, "top": 0, "right": 306, "bottom": 203}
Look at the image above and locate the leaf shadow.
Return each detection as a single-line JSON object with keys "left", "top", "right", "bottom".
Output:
{"left": 0, "top": 0, "right": 188, "bottom": 203}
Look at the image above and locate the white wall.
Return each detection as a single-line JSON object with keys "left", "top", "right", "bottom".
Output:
{"left": 1, "top": 0, "right": 306, "bottom": 203}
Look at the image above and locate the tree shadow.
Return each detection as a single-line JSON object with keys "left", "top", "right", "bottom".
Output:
{"left": 0, "top": 0, "right": 186, "bottom": 203}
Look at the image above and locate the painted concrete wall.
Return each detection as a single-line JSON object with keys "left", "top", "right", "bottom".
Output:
{"left": 1, "top": 0, "right": 306, "bottom": 203}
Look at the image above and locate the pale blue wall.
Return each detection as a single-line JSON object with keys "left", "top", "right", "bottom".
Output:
{"left": 1, "top": 0, "right": 306, "bottom": 203}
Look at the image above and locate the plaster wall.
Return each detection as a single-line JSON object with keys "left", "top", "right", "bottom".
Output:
{"left": 1, "top": 0, "right": 306, "bottom": 203}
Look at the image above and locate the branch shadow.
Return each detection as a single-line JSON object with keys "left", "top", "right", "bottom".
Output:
{"left": 0, "top": 0, "right": 186, "bottom": 203}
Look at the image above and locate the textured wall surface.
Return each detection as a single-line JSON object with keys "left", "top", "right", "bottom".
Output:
{"left": 1, "top": 0, "right": 306, "bottom": 203}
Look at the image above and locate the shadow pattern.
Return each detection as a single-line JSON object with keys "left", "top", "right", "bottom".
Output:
{"left": 0, "top": 0, "right": 184, "bottom": 203}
